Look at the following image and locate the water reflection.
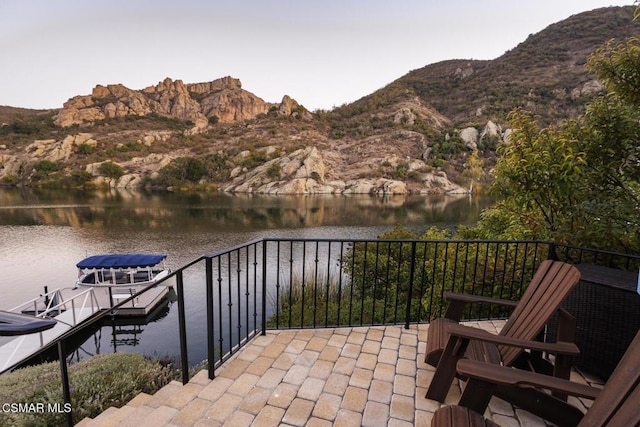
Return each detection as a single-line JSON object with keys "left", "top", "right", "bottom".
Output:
{"left": 0, "top": 189, "right": 491, "bottom": 231}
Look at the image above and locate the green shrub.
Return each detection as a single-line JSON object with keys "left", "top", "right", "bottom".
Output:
{"left": 391, "top": 162, "right": 409, "bottom": 179}
{"left": 266, "top": 162, "right": 281, "bottom": 179}
{"left": 0, "top": 353, "right": 172, "bottom": 426}
{"left": 32, "top": 160, "right": 60, "bottom": 182}
{"left": 98, "top": 161, "right": 125, "bottom": 179}
{"left": 203, "top": 153, "right": 230, "bottom": 182}
{"left": 76, "top": 143, "right": 94, "bottom": 155}
{"left": 155, "top": 154, "right": 231, "bottom": 188}
{"left": 33, "top": 160, "right": 59, "bottom": 174}
{"left": 242, "top": 151, "right": 268, "bottom": 170}
{"left": 157, "top": 157, "right": 206, "bottom": 185}
{"left": 1, "top": 174, "right": 18, "bottom": 185}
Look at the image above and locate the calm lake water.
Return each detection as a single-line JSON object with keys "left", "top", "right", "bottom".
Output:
{"left": 0, "top": 188, "right": 492, "bottom": 366}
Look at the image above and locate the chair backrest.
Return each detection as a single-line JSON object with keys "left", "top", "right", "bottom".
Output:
{"left": 579, "top": 329, "right": 640, "bottom": 426}
{"left": 498, "top": 260, "right": 581, "bottom": 365}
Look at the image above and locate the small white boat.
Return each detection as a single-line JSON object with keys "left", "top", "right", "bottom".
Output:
{"left": 76, "top": 254, "right": 171, "bottom": 287}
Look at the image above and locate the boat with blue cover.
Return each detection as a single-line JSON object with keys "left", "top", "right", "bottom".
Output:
{"left": 75, "top": 254, "right": 171, "bottom": 287}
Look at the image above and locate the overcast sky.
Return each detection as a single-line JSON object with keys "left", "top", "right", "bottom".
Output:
{"left": 0, "top": 1, "right": 633, "bottom": 111}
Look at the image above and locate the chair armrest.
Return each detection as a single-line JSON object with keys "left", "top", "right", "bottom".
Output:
{"left": 456, "top": 358, "right": 600, "bottom": 400}
{"left": 444, "top": 292, "right": 519, "bottom": 307}
{"left": 443, "top": 292, "right": 518, "bottom": 320}
{"left": 445, "top": 323, "right": 580, "bottom": 356}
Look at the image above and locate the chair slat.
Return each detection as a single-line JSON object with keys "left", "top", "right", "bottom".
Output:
{"left": 579, "top": 330, "right": 640, "bottom": 426}
{"left": 500, "top": 262, "right": 579, "bottom": 365}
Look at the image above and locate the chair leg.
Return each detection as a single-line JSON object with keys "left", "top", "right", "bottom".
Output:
{"left": 552, "top": 309, "right": 576, "bottom": 401}
{"left": 459, "top": 377, "right": 495, "bottom": 415}
{"left": 426, "top": 336, "right": 470, "bottom": 402}
{"left": 493, "top": 385, "right": 584, "bottom": 427}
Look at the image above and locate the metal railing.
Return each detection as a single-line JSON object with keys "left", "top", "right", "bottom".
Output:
{"left": 6, "top": 238, "right": 639, "bottom": 426}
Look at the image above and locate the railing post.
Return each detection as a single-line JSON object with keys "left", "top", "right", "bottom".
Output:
{"left": 108, "top": 287, "right": 114, "bottom": 308}
{"left": 176, "top": 270, "right": 189, "bottom": 385}
{"left": 261, "top": 240, "right": 267, "bottom": 336}
{"left": 205, "top": 257, "right": 215, "bottom": 380}
{"left": 405, "top": 241, "right": 417, "bottom": 329}
{"left": 547, "top": 241, "right": 559, "bottom": 260}
{"left": 58, "top": 339, "right": 73, "bottom": 427}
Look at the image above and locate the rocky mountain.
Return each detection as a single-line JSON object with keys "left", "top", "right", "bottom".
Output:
{"left": 54, "top": 76, "right": 303, "bottom": 131}
{"left": 0, "top": 6, "right": 637, "bottom": 195}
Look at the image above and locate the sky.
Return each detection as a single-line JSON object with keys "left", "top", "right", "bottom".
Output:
{"left": 0, "top": 1, "right": 634, "bottom": 111}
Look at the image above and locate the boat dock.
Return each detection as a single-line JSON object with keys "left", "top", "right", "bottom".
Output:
{"left": 0, "top": 284, "right": 173, "bottom": 373}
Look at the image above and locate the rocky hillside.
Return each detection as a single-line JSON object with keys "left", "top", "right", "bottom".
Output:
{"left": 53, "top": 76, "right": 308, "bottom": 131}
{"left": 0, "top": 6, "right": 637, "bottom": 195}
{"left": 339, "top": 6, "right": 638, "bottom": 126}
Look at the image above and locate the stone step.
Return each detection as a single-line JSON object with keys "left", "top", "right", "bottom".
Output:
{"left": 73, "top": 379, "right": 207, "bottom": 426}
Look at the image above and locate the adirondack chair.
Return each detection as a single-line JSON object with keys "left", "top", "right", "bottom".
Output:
{"left": 425, "top": 259, "right": 581, "bottom": 402}
{"left": 432, "top": 328, "right": 640, "bottom": 427}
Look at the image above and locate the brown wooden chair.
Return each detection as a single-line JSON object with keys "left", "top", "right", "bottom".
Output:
{"left": 425, "top": 259, "right": 581, "bottom": 402}
{"left": 432, "top": 328, "right": 640, "bottom": 427}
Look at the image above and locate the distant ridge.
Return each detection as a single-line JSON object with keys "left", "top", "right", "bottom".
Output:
{"left": 335, "top": 6, "right": 637, "bottom": 125}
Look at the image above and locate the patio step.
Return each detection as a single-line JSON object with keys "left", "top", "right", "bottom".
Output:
{"left": 73, "top": 373, "right": 230, "bottom": 427}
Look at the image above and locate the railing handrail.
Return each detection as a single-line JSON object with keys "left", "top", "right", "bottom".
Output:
{"left": 7, "top": 287, "right": 64, "bottom": 313}
{"left": 8, "top": 288, "right": 100, "bottom": 320}
{"left": 203, "top": 238, "right": 264, "bottom": 259}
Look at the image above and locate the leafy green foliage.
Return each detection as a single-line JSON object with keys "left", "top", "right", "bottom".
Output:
{"left": 588, "top": 37, "right": 640, "bottom": 105}
{"left": 0, "top": 353, "right": 172, "bottom": 426}
{"left": 475, "top": 29, "right": 640, "bottom": 252}
{"left": 29, "top": 161, "right": 94, "bottom": 189}
{"left": 241, "top": 151, "right": 269, "bottom": 170}
{"left": 158, "top": 157, "right": 207, "bottom": 185}
{"left": 33, "top": 160, "right": 59, "bottom": 174}
{"left": 32, "top": 160, "right": 61, "bottom": 183}
{"left": 76, "top": 143, "right": 94, "bottom": 155}
{"left": 156, "top": 153, "right": 230, "bottom": 187}
{"left": 266, "top": 162, "right": 281, "bottom": 179}
{"left": 98, "top": 161, "right": 125, "bottom": 179}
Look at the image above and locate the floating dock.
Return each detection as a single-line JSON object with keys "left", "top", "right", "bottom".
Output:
{"left": 0, "top": 284, "right": 173, "bottom": 373}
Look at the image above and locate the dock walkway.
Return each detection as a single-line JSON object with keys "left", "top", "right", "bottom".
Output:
{"left": 0, "top": 285, "right": 171, "bottom": 373}
{"left": 0, "top": 307, "right": 98, "bottom": 372}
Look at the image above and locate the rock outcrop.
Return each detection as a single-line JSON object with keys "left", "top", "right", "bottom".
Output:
{"left": 220, "top": 146, "right": 466, "bottom": 195}
{"left": 54, "top": 76, "right": 296, "bottom": 129}
{"left": 459, "top": 127, "right": 479, "bottom": 150}
{"left": 26, "top": 133, "right": 97, "bottom": 162}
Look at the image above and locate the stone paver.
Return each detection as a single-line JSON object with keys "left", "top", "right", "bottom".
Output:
{"left": 171, "top": 398, "right": 212, "bottom": 426}
{"left": 312, "top": 393, "right": 342, "bottom": 421}
{"left": 252, "top": 405, "right": 285, "bottom": 427}
{"left": 282, "top": 398, "right": 314, "bottom": 426}
{"left": 341, "top": 386, "right": 368, "bottom": 412}
{"left": 267, "top": 383, "right": 299, "bottom": 408}
{"left": 82, "top": 322, "right": 602, "bottom": 427}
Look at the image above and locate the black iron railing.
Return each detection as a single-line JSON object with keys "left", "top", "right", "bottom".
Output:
{"left": 8, "top": 238, "right": 640, "bottom": 426}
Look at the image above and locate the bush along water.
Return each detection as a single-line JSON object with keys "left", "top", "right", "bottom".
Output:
{"left": 0, "top": 353, "right": 173, "bottom": 426}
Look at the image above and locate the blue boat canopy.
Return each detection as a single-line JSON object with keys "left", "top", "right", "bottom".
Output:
{"left": 76, "top": 254, "right": 167, "bottom": 269}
